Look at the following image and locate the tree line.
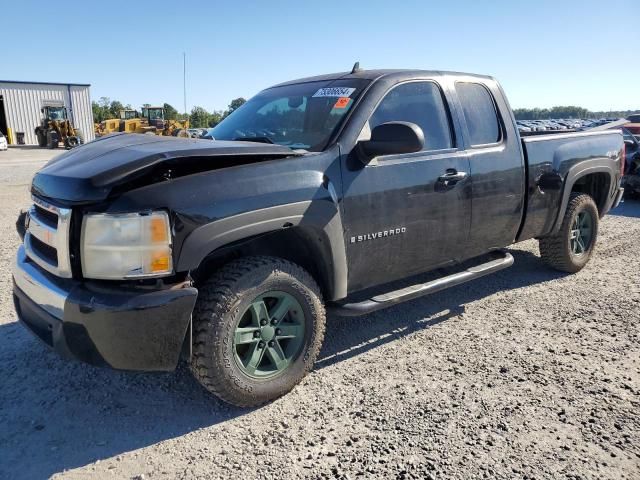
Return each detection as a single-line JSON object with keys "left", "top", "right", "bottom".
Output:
{"left": 92, "top": 97, "right": 247, "bottom": 128}
{"left": 93, "top": 98, "right": 637, "bottom": 124}
{"left": 513, "top": 106, "right": 639, "bottom": 120}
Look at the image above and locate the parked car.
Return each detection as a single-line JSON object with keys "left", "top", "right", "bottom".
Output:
{"left": 624, "top": 122, "right": 640, "bottom": 136}
{"left": 621, "top": 127, "right": 640, "bottom": 196}
{"left": 0, "top": 131, "right": 7, "bottom": 151}
{"left": 12, "top": 68, "right": 624, "bottom": 407}
{"left": 185, "top": 128, "right": 209, "bottom": 138}
{"left": 586, "top": 120, "right": 639, "bottom": 197}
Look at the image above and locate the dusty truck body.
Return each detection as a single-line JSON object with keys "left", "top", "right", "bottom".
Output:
{"left": 13, "top": 69, "right": 624, "bottom": 406}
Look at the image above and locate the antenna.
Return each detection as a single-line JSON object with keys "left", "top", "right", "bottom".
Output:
{"left": 351, "top": 62, "right": 361, "bottom": 74}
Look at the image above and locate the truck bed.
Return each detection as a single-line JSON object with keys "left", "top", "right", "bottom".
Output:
{"left": 517, "top": 129, "right": 623, "bottom": 241}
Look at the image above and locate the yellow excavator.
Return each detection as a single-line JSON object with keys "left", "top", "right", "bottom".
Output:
{"left": 95, "top": 107, "right": 189, "bottom": 137}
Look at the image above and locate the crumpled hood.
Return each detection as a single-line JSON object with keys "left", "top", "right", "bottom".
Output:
{"left": 31, "top": 133, "right": 299, "bottom": 203}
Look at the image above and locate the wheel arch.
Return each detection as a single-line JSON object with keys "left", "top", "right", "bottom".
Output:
{"left": 551, "top": 160, "right": 616, "bottom": 233}
{"left": 178, "top": 200, "right": 348, "bottom": 301}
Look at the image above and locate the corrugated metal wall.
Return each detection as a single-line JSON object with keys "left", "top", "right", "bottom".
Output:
{"left": 0, "top": 82, "right": 95, "bottom": 145}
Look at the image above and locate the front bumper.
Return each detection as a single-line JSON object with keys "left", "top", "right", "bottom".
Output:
{"left": 12, "top": 245, "right": 198, "bottom": 371}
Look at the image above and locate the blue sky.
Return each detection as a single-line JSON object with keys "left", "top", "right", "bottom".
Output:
{"left": 3, "top": 0, "right": 637, "bottom": 112}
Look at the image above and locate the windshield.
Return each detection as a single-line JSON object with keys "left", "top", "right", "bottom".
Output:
{"left": 207, "top": 79, "right": 369, "bottom": 151}
{"left": 143, "top": 108, "right": 164, "bottom": 120}
{"left": 48, "top": 107, "right": 66, "bottom": 120}
{"left": 121, "top": 110, "right": 138, "bottom": 120}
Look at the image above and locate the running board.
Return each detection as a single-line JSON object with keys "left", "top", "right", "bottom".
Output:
{"left": 329, "top": 250, "right": 514, "bottom": 316}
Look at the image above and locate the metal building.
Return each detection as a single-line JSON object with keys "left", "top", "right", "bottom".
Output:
{"left": 0, "top": 80, "right": 94, "bottom": 145}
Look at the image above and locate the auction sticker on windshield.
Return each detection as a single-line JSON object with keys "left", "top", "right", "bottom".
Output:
{"left": 312, "top": 87, "right": 356, "bottom": 98}
{"left": 333, "top": 97, "right": 351, "bottom": 109}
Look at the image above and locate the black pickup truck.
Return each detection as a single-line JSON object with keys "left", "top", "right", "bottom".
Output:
{"left": 13, "top": 68, "right": 624, "bottom": 406}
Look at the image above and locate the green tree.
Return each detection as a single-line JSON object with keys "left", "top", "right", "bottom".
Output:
{"left": 223, "top": 97, "right": 246, "bottom": 118}
{"left": 91, "top": 101, "right": 103, "bottom": 122}
{"left": 208, "top": 110, "right": 224, "bottom": 127}
{"left": 109, "top": 101, "right": 125, "bottom": 119}
{"left": 190, "top": 106, "right": 211, "bottom": 128}
{"left": 98, "top": 97, "right": 110, "bottom": 108}
{"left": 92, "top": 97, "right": 112, "bottom": 122}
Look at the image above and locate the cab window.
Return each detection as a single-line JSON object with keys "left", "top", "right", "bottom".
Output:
{"left": 368, "top": 81, "right": 454, "bottom": 152}
{"left": 455, "top": 82, "right": 502, "bottom": 146}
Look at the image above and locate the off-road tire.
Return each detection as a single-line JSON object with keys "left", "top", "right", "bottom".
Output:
{"left": 190, "top": 256, "right": 326, "bottom": 407}
{"left": 46, "top": 130, "right": 58, "bottom": 149}
{"left": 64, "top": 136, "right": 79, "bottom": 149}
{"left": 539, "top": 193, "right": 599, "bottom": 273}
{"left": 36, "top": 130, "right": 47, "bottom": 147}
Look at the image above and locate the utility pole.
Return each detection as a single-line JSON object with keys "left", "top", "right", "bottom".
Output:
{"left": 183, "top": 52, "right": 187, "bottom": 115}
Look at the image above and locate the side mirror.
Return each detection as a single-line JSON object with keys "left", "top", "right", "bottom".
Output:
{"left": 358, "top": 121, "right": 424, "bottom": 161}
{"left": 624, "top": 139, "right": 636, "bottom": 148}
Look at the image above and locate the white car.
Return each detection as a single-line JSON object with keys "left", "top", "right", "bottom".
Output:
{"left": 0, "top": 132, "right": 7, "bottom": 151}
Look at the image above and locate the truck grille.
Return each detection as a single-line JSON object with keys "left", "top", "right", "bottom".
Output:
{"left": 24, "top": 196, "right": 72, "bottom": 278}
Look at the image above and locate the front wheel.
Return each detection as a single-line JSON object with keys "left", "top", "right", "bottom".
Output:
{"left": 36, "top": 130, "right": 47, "bottom": 147}
{"left": 191, "top": 256, "right": 326, "bottom": 407}
{"left": 539, "top": 193, "right": 599, "bottom": 273}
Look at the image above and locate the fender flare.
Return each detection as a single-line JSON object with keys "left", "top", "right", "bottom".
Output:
{"left": 551, "top": 158, "right": 616, "bottom": 233}
{"left": 176, "top": 200, "right": 348, "bottom": 301}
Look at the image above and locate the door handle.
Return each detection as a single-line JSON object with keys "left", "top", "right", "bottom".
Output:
{"left": 437, "top": 169, "right": 468, "bottom": 187}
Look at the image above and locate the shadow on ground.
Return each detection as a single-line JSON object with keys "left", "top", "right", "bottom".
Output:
{"left": 0, "top": 248, "right": 564, "bottom": 479}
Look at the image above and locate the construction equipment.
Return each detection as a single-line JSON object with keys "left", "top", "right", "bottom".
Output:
{"left": 35, "top": 101, "right": 84, "bottom": 149}
{"left": 141, "top": 106, "right": 190, "bottom": 136}
{"left": 95, "top": 109, "right": 144, "bottom": 136}
{"left": 95, "top": 107, "right": 190, "bottom": 137}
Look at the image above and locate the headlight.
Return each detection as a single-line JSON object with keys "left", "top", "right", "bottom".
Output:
{"left": 81, "top": 211, "right": 173, "bottom": 279}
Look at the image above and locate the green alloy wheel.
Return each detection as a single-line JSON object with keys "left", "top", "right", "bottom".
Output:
{"left": 569, "top": 211, "right": 593, "bottom": 256}
{"left": 233, "top": 291, "right": 306, "bottom": 378}
{"left": 191, "top": 256, "right": 326, "bottom": 407}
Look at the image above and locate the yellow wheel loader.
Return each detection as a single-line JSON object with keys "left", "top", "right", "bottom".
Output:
{"left": 35, "top": 103, "right": 84, "bottom": 149}
{"left": 141, "top": 106, "right": 190, "bottom": 137}
{"left": 95, "top": 107, "right": 191, "bottom": 138}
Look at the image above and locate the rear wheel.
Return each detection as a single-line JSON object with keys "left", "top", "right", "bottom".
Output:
{"left": 539, "top": 193, "right": 599, "bottom": 272}
{"left": 64, "top": 136, "right": 79, "bottom": 149}
{"left": 190, "top": 256, "right": 325, "bottom": 407}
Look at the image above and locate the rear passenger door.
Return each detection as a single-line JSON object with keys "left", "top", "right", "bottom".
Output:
{"left": 340, "top": 80, "right": 472, "bottom": 292}
{"left": 453, "top": 81, "right": 525, "bottom": 254}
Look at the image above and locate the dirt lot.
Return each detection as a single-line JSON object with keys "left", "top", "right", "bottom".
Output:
{"left": 0, "top": 147, "right": 638, "bottom": 480}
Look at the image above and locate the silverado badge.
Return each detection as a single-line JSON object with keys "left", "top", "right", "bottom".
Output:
{"left": 350, "top": 227, "right": 406, "bottom": 244}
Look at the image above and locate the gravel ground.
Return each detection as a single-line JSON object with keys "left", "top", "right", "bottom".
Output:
{"left": 0, "top": 147, "right": 638, "bottom": 480}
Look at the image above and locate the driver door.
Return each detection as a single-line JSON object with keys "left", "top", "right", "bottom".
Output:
{"left": 340, "top": 80, "right": 471, "bottom": 292}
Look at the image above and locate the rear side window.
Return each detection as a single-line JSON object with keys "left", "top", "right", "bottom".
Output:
{"left": 456, "top": 82, "right": 501, "bottom": 146}
{"left": 369, "top": 81, "right": 453, "bottom": 151}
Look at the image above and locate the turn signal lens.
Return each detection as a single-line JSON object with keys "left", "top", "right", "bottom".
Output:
{"left": 150, "top": 250, "right": 171, "bottom": 272}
